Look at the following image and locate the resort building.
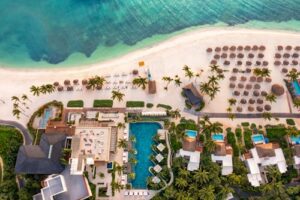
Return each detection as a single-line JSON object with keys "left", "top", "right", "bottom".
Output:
{"left": 182, "top": 83, "right": 204, "bottom": 107}
{"left": 33, "top": 167, "right": 91, "bottom": 200}
{"left": 243, "top": 143, "right": 287, "bottom": 187}
{"left": 177, "top": 130, "right": 202, "bottom": 171}
{"left": 211, "top": 134, "right": 233, "bottom": 175}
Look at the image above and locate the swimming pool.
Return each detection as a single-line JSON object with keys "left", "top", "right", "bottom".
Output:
{"left": 212, "top": 133, "right": 224, "bottom": 141}
{"left": 129, "top": 122, "right": 162, "bottom": 189}
{"left": 39, "top": 108, "right": 52, "bottom": 129}
{"left": 291, "top": 136, "right": 300, "bottom": 144}
{"left": 185, "top": 130, "right": 197, "bottom": 138}
{"left": 292, "top": 81, "right": 300, "bottom": 96}
{"left": 252, "top": 134, "right": 265, "bottom": 144}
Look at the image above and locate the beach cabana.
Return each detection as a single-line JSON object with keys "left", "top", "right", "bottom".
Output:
{"left": 236, "top": 61, "right": 243, "bottom": 66}
{"left": 240, "top": 99, "right": 247, "bottom": 104}
{"left": 275, "top": 53, "right": 281, "bottom": 59}
{"left": 243, "top": 91, "right": 249, "bottom": 96}
{"left": 230, "top": 76, "right": 237, "bottom": 81}
{"left": 241, "top": 76, "right": 247, "bottom": 81}
{"left": 224, "top": 60, "right": 230, "bottom": 65}
{"left": 261, "top": 91, "right": 267, "bottom": 96}
{"left": 281, "top": 68, "right": 288, "bottom": 73}
{"left": 153, "top": 165, "right": 162, "bottom": 173}
{"left": 245, "top": 46, "right": 251, "bottom": 51}
{"left": 237, "top": 53, "right": 244, "bottom": 59}
{"left": 257, "top": 99, "right": 264, "bottom": 104}
{"left": 246, "top": 68, "right": 252, "bottom": 73}
{"left": 152, "top": 176, "right": 161, "bottom": 183}
{"left": 254, "top": 84, "right": 261, "bottom": 90}
{"left": 256, "top": 106, "right": 263, "bottom": 112}
{"left": 248, "top": 53, "right": 254, "bottom": 59}
{"left": 286, "top": 45, "right": 292, "bottom": 51}
{"left": 155, "top": 154, "right": 164, "bottom": 163}
{"left": 229, "top": 53, "right": 236, "bottom": 59}
{"left": 222, "top": 46, "right": 229, "bottom": 51}
{"left": 57, "top": 86, "right": 64, "bottom": 92}
{"left": 215, "top": 47, "right": 221, "bottom": 52}
{"left": 295, "top": 46, "right": 300, "bottom": 51}
{"left": 232, "top": 68, "right": 238, "bottom": 73}
{"left": 258, "top": 53, "right": 264, "bottom": 58}
{"left": 233, "top": 91, "right": 240, "bottom": 96}
{"left": 214, "top": 54, "right": 220, "bottom": 59}
{"left": 271, "top": 84, "right": 284, "bottom": 96}
{"left": 73, "top": 79, "right": 79, "bottom": 85}
{"left": 249, "top": 99, "right": 255, "bottom": 104}
{"left": 274, "top": 61, "right": 281, "bottom": 66}
{"left": 257, "top": 77, "right": 263, "bottom": 83}
{"left": 210, "top": 60, "right": 217, "bottom": 65}
{"left": 246, "top": 61, "right": 252, "bottom": 66}
{"left": 252, "top": 45, "right": 258, "bottom": 51}
{"left": 82, "top": 79, "right": 88, "bottom": 85}
{"left": 262, "top": 61, "right": 268, "bottom": 66}
{"left": 253, "top": 90, "right": 260, "bottom": 97}
{"left": 157, "top": 143, "right": 166, "bottom": 152}
{"left": 230, "top": 46, "right": 236, "bottom": 51}
{"left": 246, "top": 84, "right": 252, "bottom": 90}
{"left": 229, "top": 83, "right": 235, "bottom": 89}
{"left": 259, "top": 46, "right": 266, "bottom": 51}
{"left": 221, "top": 53, "right": 227, "bottom": 58}
{"left": 53, "top": 82, "right": 59, "bottom": 87}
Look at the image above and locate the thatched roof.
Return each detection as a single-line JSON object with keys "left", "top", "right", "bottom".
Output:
{"left": 259, "top": 46, "right": 266, "bottom": 51}
{"left": 222, "top": 46, "right": 229, "bottom": 51}
{"left": 292, "top": 60, "right": 299, "bottom": 65}
{"left": 224, "top": 60, "right": 230, "bottom": 65}
{"left": 252, "top": 45, "right": 258, "bottom": 51}
{"left": 257, "top": 99, "right": 264, "bottom": 104}
{"left": 281, "top": 68, "right": 288, "bottom": 73}
{"left": 237, "top": 107, "right": 243, "bottom": 112}
{"left": 265, "top": 77, "right": 272, "bottom": 83}
{"left": 229, "top": 53, "right": 236, "bottom": 58}
{"left": 295, "top": 46, "right": 300, "bottom": 51}
{"left": 236, "top": 61, "right": 243, "bottom": 66}
{"left": 253, "top": 90, "right": 260, "bottom": 97}
{"left": 237, "top": 46, "right": 243, "bottom": 51}
{"left": 258, "top": 53, "right": 264, "bottom": 58}
{"left": 73, "top": 79, "right": 79, "bottom": 84}
{"left": 64, "top": 80, "right": 70, "bottom": 85}
{"left": 230, "top": 46, "right": 236, "bottom": 51}
{"left": 132, "top": 69, "right": 139, "bottom": 75}
{"left": 148, "top": 80, "right": 157, "bottom": 94}
{"left": 210, "top": 60, "right": 217, "bottom": 65}
{"left": 57, "top": 86, "right": 64, "bottom": 92}
{"left": 244, "top": 46, "right": 251, "bottom": 51}
{"left": 215, "top": 47, "right": 221, "bottom": 52}
{"left": 53, "top": 82, "right": 60, "bottom": 87}
{"left": 277, "top": 45, "right": 283, "bottom": 51}
{"left": 237, "top": 53, "right": 244, "bottom": 58}
{"left": 275, "top": 53, "right": 281, "bottom": 59}
{"left": 246, "top": 61, "right": 252, "bottom": 66}
{"left": 250, "top": 76, "right": 256, "bottom": 82}
{"left": 221, "top": 53, "right": 227, "bottom": 58}
{"left": 243, "top": 91, "right": 249, "bottom": 96}
{"left": 67, "top": 86, "right": 73, "bottom": 91}
{"left": 286, "top": 45, "right": 292, "bottom": 51}
{"left": 264, "top": 104, "right": 271, "bottom": 111}
{"left": 229, "top": 83, "right": 236, "bottom": 89}
{"left": 214, "top": 54, "right": 220, "bottom": 59}
{"left": 82, "top": 79, "right": 88, "bottom": 85}
{"left": 256, "top": 106, "right": 263, "bottom": 112}
{"left": 262, "top": 61, "right": 269, "bottom": 66}
{"left": 233, "top": 91, "right": 240, "bottom": 96}
{"left": 246, "top": 84, "right": 252, "bottom": 90}
{"left": 232, "top": 68, "right": 239, "bottom": 73}
{"left": 238, "top": 83, "right": 244, "bottom": 89}
{"left": 254, "top": 84, "right": 261, "bottom": 90}
{"left": 240, "top": 76, "right": 247, "bottom": 81}
{"left": 261, "top": 91, "right": 267, "bottom": 96}
{"left": 248, "top": 53, "right": 254, "bottom": 58}
{"left": 256, "top": 61, "right": 261, "bottom": 66}
{"left": 248, "top": 106, "right": 254, "bottom": 112}
{"left": 249, "top": 99, "right": 255, "bottom": 104}
{"left": 274, "top": 61, "right": 281, "bottom": 66}
{"left": 257, "top": 77, "right": 263, "bottom": 83}
{"left": 240, "top": 99, "right": 247, "bottom": 104}
{"left": 292, "top": 53, "right": 299, "bottom": 58}
{"left": 206, "top": 48, "right": 213, "bottom": 53}
{"left": 230, "top": 76, "right": 237, "bottom": 81}
{"left": 283, "top": 53, "right": 290, "bottom": 58}
{"left": 271, "top": 84, "right": 284, "bottom": 96}
{"left": 246, "top": 68, "right": 252, "bottom": 73}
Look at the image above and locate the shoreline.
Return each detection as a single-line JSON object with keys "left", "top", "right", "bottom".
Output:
{"left": 1, "top": 27, "right": 300, "bottom": 75}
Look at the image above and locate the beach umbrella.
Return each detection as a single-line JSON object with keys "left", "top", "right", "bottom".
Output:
{"left": 64, "top": 80, "right": 70, "bottom": 85}
{"left": 215, "top": 47, "right": 221, "bottom": 52}
{"left": 248, "top": 106, "right": 254, "bottom": 112}
{"left": 224, "top": 60, "right": 230, "bottom": 65}
{"left": 254, "top": 84, "right": 261, "bottom": 90}
{"left": 230, "top": 46, "right": 236, "bottom": 51}
{"left": 222, "top": 46, "right": 229, "bottom": 51}
{"left": 253, "top": 90, "right": 260, "bottom": 97}
{"left": 246, "top": 84, "right": 252, "bottom": 90}
{"left": 236, "top": 61, "right": 243, "bottom": 66}
{"left": 132, "top": 69, "right": 139, "bottom": 75}
{"left": 250, "top": 76, "right": 257, "bottom": 82}
{"left": 53, "top": 82, "right": 59, "bottom": 87}
{"left": 274, "top": 61, "right": 281, "bottom": 66}
{"left": 96, "top": 85, "right": 102, "bottom": 90}
{"left": 246, "top": 61, "right": 252, "bottom": 66}
{"left": 257, "top": 98, "right": 264, "bottom": 104}
{"left": 252, "top": 45, "right": 258, "bottom": 51}
{"left": 57, "top": 86, "right": 64, "bottom": 92}
{"left": 259, "top": 46, "right": 266, "bottom": 51}
{"left": 258, "top": 53, "right": 264, "bottom": 58}
{"left": 229, "top": 53, "right": 236, "bottom": 59}
{"left": 82, "top": 79, "right": 88, "bottom": 85}
{"left": 281, "top": 68, "right": 288, "bottom": 73}
{"left": 237, "top": 46, "right": 243, "bottom": 51}
{"left": 257, "top": 77, "right": 263, "bottom": 83}
{"left": 292, "top": 53, "right": 299, "bottom": 58}
{"left": 285, "top": 45, "right": 292, "bottom": 51}
{"left": 277, "top": 45, "right": 283, "bottom": 51}
{"left": 232, "top": 68, "right": 239, "bottom": 73}
{"left": 283, "top": 60, "right": 289, "bottom": 66}
{"left": 210, "top": 60, "right": 217, "bottom": 65}
{"left": 246, "top": 68, "right": 252, "bottom": 73}
{"left": 229, "top": 83, "right": 236, "bottom": 89}
{"left": 244, "top": 46, "right": 251, "bottom": 51}
{"left": 237, "top": 107, "right": 243, "bottom": 112}
{"left": 233, "top": 91, "right": 240, "bottom": 96}
{"left": 221, "top": 53, "right": 228, "bottom": 58}
{"left": 265, "top": 77, "right": 272, "bottom": 83}
{"left": 262, "top": 61, "right": 269, "bottom": 66}
{"left": 275, "top": 53, "right": 281, "bottom": 59}
{"left": 295, "top": 46, "right": 300, "bottom": 51}
{"left": 214, "top": 54, "right": 220, "bottom": 59}
{"left": 249, "top": 99, "right": 255, "bottom": 104}
{"left": 243, "top": 90, "right": 249, "bottom": 96}
{"left": 271, "top": 84, "right": 284, "bottom": 96}
{"left": 238, "top": 83, "right": 244, "bottom": 89}
{"left": 206, "top": 48, "right": 213, "bottom": 53}
{"left": 230, "top": 76, "right": 237, "bottom": 81}
{"left": 237, "top": 53, "right": 244, "bottom": 59}
{"left": 248, "top": 53, "right": 255, "bottom": 59}
{"left": 256, "top": 61, "right": 261, "bottom": 66}
{"left": 86, "top": 85, "right": 92, "bottom": 90}
{"left": 240, "top": 76, "right": 247, "bottom": 81}
{"left": 261, "top": 91, "right": 267, "bottom": 96}
{"left": 67, "top": 86, "right": 73, "bottom": 91}
{"left": 256, "top": 106, "right": 263, "bottom": 112}
{"left": 264, "top": 105, "right": 271, "bottom": 111}
{"left": 292, "top": 60, "right": 299, "bottom": 65}
{"left": 240, "top": 99, "right": 247, "bottom": 104}
{"left": 283, "top": 53, "right": 290, "bottom": 58}
{"left": 73, "top": 79, "right": 79, "bottom": 85}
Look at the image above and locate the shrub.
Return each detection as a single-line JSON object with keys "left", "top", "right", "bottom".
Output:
{"left": 241, "top": 122, "right": 250, "bottom": 127}
{"left": 235, "top": 128, "right": 242, "bottom": 142}
{"left": 244, "top": 128, "right": 253, "bottom": 149}
{"left": 185, "top": 100, "right": 192, "bottom": 109}
{"left": 250, "top": 123, "right": 257, "bottom": 129}
{"left": 146, "top": 103, "right": 154, "bottom": 108}
{"left": 67, "top": 100, "right": 84, "bottom": 107}
{"left": 126, "top": 101, "right": 145, "bottom": 108}
{"left": 195, "top": 102, "right": 205, "bottom": 112}
{"left": 93, "top": 99, "right": 113, "bottom": 108}
{"left": 199, "top": 134, "right": 205, "bottom": 143}
{"left": 286, "top": 119, "right": 295, "bottom": 126}
{"left": 157, "top": 104, "right": 172, "bottom": 110}
{"left": 227, "top": 131, "right": 239, "bottom": 157}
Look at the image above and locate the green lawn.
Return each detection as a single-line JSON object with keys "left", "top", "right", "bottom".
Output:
{"left": 126, "top": 101, "right": 145, "bottom": 108}
{"left": 67, "top": 100, "right": 84, "bottom": 107}
{"left": 93, "top": 99, "right": 113, "bottom": 108}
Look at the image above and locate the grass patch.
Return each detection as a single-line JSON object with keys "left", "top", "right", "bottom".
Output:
{"left": 93, "top": 99, "right": 113, "bottom": 108}
{"left": 146, "top": 103, "right": 154, "bottom": 108}
{"left": 265, "top": 125, "right": 287, "bottom": 147}
{"left": 157, "top": 104, "right": 172, "bottom": 110}
{"left": 126, "top": 101, "right": 145, "bottom": 108}
{"left": 286, "top": 119, "right": 296, "bottom": 126}
{"left": 243, "top": 128, "right": 253, "bottom": 149}
{"left": 67, "top": 100, "right": 84, "bottom": 107}
{"left": 227, "top": 130, "right": 239, "bottom": 157}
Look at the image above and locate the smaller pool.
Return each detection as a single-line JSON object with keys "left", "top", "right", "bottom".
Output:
{"left": 292, "top": 81, "right": 300, "bottom": 96}
{"left": 212, "top": 133, "right": 224, "bottom": 141}
{"left": 186, "top": 130, "right": 197, "bottom": 138}
{"left": 291, "top": 136, "right": 300, "bottom": 144}
{"left": 252, "top": 134, "right": 265, "bottom": 144}
{"left": 39, "top": 108, "right": 53, "bottom": 129}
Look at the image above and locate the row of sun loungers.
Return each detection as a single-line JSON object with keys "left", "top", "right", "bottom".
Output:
{"left": 124, "top": 191, "right": 149, "bottom": 196}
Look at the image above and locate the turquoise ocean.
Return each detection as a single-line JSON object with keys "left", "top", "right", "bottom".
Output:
{"left": 0, "top": 0, "right": 300, "bottom": 68}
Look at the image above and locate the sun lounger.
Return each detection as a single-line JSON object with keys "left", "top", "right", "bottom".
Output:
{"left": 124, "top": 191, "right": 129, "bottom": 196}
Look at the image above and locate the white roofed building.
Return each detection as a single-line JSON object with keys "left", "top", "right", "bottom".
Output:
{"left": 211, "top": 142, "right": 233, "bottom": 176}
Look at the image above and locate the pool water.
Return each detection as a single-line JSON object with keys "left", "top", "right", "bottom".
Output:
{"left": 129, "top": 122, "right": 162, "bottom": 189}
{"left": 292, "top": 81, "right": 300, "bottom": 96}
{"left": 212, "top": 134, "right": 224, "bottom": 141}
{"left": 186, "top": 130, "right": 197, "bottom": 138}
{"left": 252, "top": 134, "right": 265, "bottom": 143}
{"left": 291, "top": 136, "right": 300, "bottom": 144}
{"left": 39, "top": 108, "right": 52, "bottom": 129}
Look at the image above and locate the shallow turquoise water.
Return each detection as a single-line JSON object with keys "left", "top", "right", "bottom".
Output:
{"left": 129, "top": 122, "right": 162, "bottom": 189}
{"left": 0, "top": 0, "right": 300, "bottom": 68}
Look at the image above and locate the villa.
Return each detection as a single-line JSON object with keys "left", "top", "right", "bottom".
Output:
{"left": 243, "top": 143, "right": 287, "bottom": 187}
{"left": 211, "top": 134, "right": 233, "bottom": 176}
{"left": 177, "top": 130, "right": 202, "bottom": 171}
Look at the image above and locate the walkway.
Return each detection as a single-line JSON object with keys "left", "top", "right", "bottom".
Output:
{"left": 0, "top": 156, "right": 3, "bottom": 183}
{"left": 0, "top": 120, "right": 32, "bottom": 145}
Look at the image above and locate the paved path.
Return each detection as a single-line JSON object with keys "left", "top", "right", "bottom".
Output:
{"left": 0, "top": 120, "right": 32, "bottom": 145}
{"left": 0, "top": 156, "right": 3, "bottom": 183}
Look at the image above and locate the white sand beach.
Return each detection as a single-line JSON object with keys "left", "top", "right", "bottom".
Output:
{"left": 0, "top": 27, "right": 300, "bottom": 126}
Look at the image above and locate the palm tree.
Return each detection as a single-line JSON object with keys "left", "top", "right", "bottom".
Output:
{"left": 210, "top": 64, "right": 220, "bottom": 73}
{"left": 115, "top": 164, "right": 123, "bottom": 175}
{"left": 112, "top": 181, "right": 123, "bottom": 193}
{"left": 228, "top": 113, "right": 236, "bottom": 121}
{"left": 21, "top": 94, "right": 30, "bottom": 102}
{"left": 174, "top": 77, "right": 182, "bottom": 87}
{"left": 117, "top": 122, "right": 125, "bottom": 129}
{"left": 111, "top": 90, "right": 125, "bottom": 102}
{"left": 11, "top": 96, "right": 20, "bottom": 102}
{"left": 286, "top": 68, "right": 300, "bottom": 81}
{"left": 266, "top": 166, "right": 281, "bottom": 183}
{"left": 129, "top": 157, "right": 137, "bottom": 165}
{"left": 129, "top": 135, "right": 136, "bottom": 143}
{"left": 40, "top": 85, "right": 48, "bottom": 94}
{"left": 193, "top": 169, "right": 209, "bottom": 185}
{"left": 87, "top": 76, "right": 106, "bottom": 90}
{"left": 218, "top": 185, "right": 234, "bottom": 200}
{"left": 198, "top": 185, "right": 215, "bottom": 200}
{"left": 132, "top": 76, "right": 148, "bottom": 90}
{"left": 265, "top": 93, "right": 277, "bottom": 104}
{"left": 45, "top": 84, "right": 55, "bottom": 93}
{"left": 128, "top": 172, "right": 135, "bottom": 180}
{"left": 175, "top": 177, "right": 188, "bottom": 189}
{"left": 12, "top": 109, "right": 21, "bottom": 119}
{"left": 200, "top": 82, "right": 211, "bottom": 95}
{"left": 178, "top": 168, "right": 190, "bottom": 178}
{"left": 117, "top": 139, "right": 128, "bottom": 149}
{"left": 226, "top": 107, "right": 232, "bottom": 113}
{"left": 209, "top": 85, "right": 220, "bottom": 100}
{"left": 286, "top": 126, "right": 300, "bottom": 137}
{"left": 261, "top": 68, "right": 271, "bottom": 78}
{"left": 228, "top": 98, "right": 237, "bottom": 106}
{"left": 30, "top": 85, "right": 40, "bottom": 96}
{"left": 204, "top": 122, "right": 223, "bottom": 134}
{"left": 162, "top": 76, "right": 173, "bottom": 88}
{"left": 262, "top": 112, "right": 272, "bottom": 121}
{"left": 208, "top": 75, "right": 218, "bottom": 86}
{"left": 253, "top": 68, "right": 262, "bottom": 77}
{"left": 204, "top": 139, "right": 216, "bottom": 153}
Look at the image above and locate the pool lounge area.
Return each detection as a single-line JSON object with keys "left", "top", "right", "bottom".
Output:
{"left": 185, "top": 130, "right": 197, "bottom": 138}
{"left": 129, "top": 122, "right": 162, "bottom": 189}
{"left": 212, "top": 133, "right": 224, "bottom": 142}
{"left": 252, "top": 134, "right": 265, "bottom": 144}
